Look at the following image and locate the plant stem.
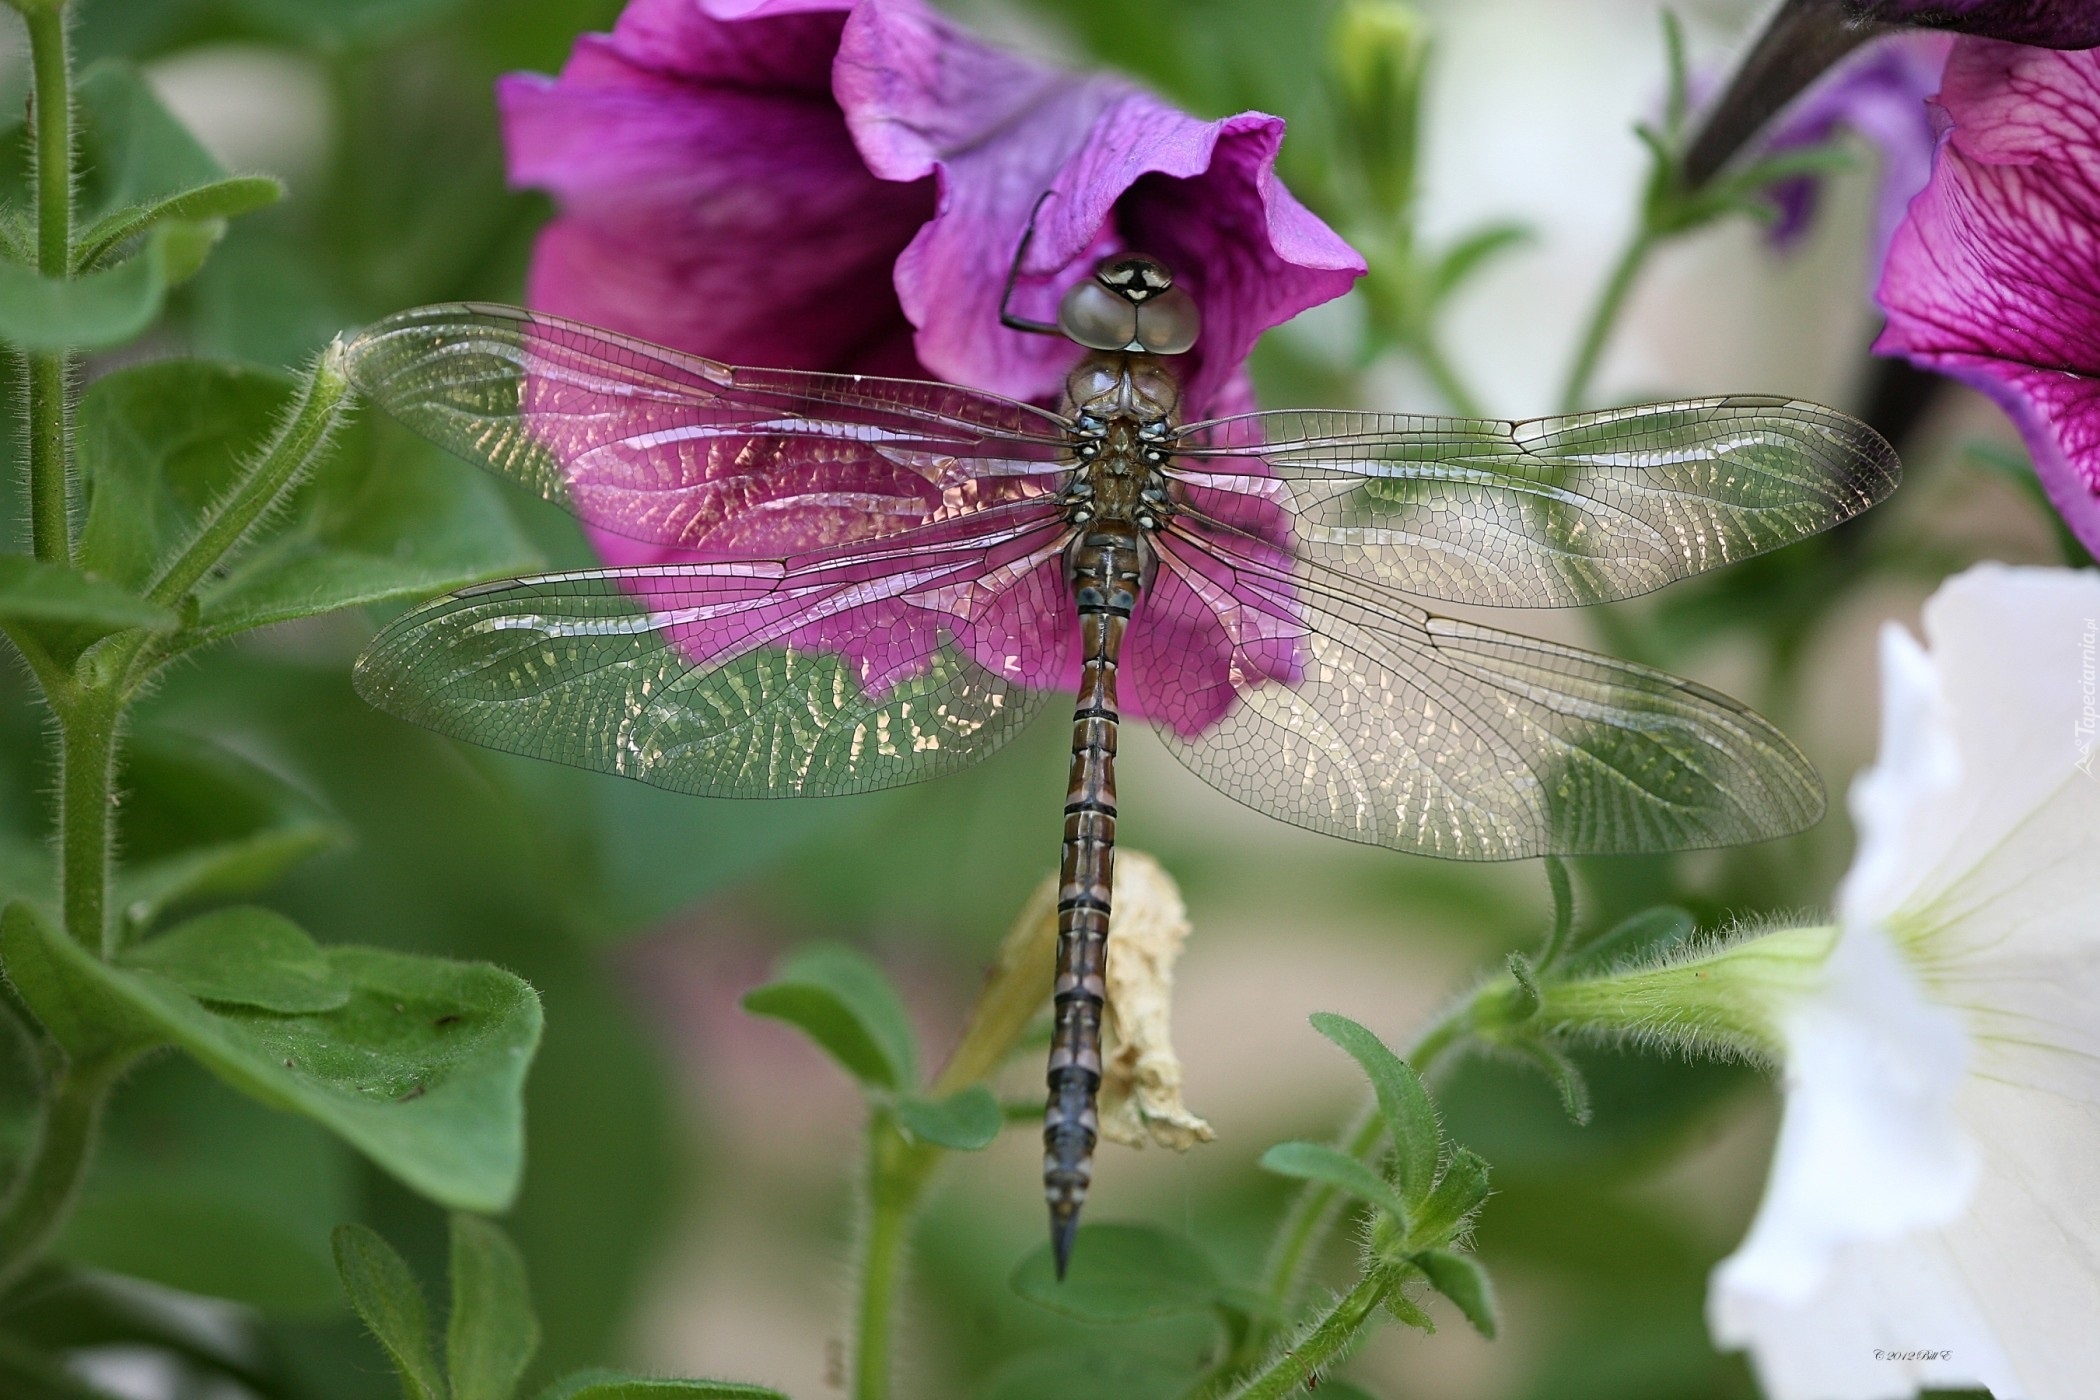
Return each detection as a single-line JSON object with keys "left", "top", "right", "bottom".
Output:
{"left": 145, "top": 345, "right": 353, "bottom": 609}
{"left": 852, "top": 1117, "right": 935, "bottom": 1400}
{"left": 21, "top": 1, "right": 75, "bottom": 564}
{"left": 1558, "top": 229, "right": 1652, "bottom": 415}
{"left": 850, "top": 881, "right": 1058, "bottom": 1400}
{"left": 1227, "top": 1271, "right": 1392, "bottom": 1400}
{"left": 0, "top": 1051, "right": 130, "bottom": 1296}
{"left": 55, "top": 690, "right": 119, "bottom": 958}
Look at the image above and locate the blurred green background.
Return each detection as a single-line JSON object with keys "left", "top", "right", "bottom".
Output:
{"left": 0, "top": 0, "right": 2069, "bottom": 1396}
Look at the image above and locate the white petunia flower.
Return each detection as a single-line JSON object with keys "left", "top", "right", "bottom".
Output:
{"left": 1707, "top": 563, "right": 2100, "bottom": 1400}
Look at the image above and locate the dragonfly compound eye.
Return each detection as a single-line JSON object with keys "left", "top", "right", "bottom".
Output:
{"left": 1133, "top": 285, "right": 1199, "bottom": 355}
{"left": 1058, "top": 279, "right": 1142, "bottom": 352}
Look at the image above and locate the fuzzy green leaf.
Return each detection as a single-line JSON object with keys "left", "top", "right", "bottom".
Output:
{"left": 2, "top": 902, "right": 541, "bottom": 1210}
{"left": 1411, "top": 1147, "right": 1492, "bottom": 1247}
{"left": 1008, "top": 1223, "right": 1221, "bottom": 1323}
{"left": 120, "top": 906, "right": 351, "bottom": 1013}
{"left": 895, "top": 1085, "right": 1001, "bottom": 1150}
{"left": 535, "top": 1373, "right": 788, "bottom": 1400}
{"left": 741, "top": 944, "right": 917, "bottom": 1092}
{"left": 1260, "top": 1140, "right": 1412, "bottom": 1227}
{"left": 981, "top": 1348, "right": 1189, "bottom": 1400}
{"left": 1509, "top": 1039, "right": 1593, "bottom": 1125}
{"left": 0, "top": 557, "right": 176, "bottom": 638}
{"left": 76, "top": 176, "right": 284, "bottom": 270}
{"left": 449, "top": 1215, "right": 539, "bottom": 1400}
{"left": 1383, "top": 1286, "right": 1436, "bottom": 1333}
{"left": 1309, "top": 1012, "right": 1439, "bottom": 1202}
{"left": 1415, "top": 1248, "right": 1499, "bottom": 1338}
{"left": 333, "top": 1224, "right": 445, "bottom": 1400}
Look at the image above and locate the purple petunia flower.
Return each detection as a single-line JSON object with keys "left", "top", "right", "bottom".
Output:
{"left": 1846, "top": 0, "right": 2100, "bottom": 49}
{"left": 1758, "top": 32, "right": 1949, "bottom": 285}
{"left": 1876, "top": 38, "right": 2100, "bottom": 557}
{"left": 496, "top": 0, "right": 1362, "bottom": 735}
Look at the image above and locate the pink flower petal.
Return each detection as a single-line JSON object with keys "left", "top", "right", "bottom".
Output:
{"left": 837, "top": 0, "right": 1361, "bottom": 416}
{"left": 1875, "top": 39, "right": 2100, "bottom": 557}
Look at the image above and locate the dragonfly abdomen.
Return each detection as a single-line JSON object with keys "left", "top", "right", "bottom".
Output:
{"left": 1045, "top": 524, "right": 1147, "bottom": 1276}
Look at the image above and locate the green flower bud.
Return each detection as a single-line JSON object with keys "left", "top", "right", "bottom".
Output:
{"left": 1328, "top": 0, "right": 1431, "bottom": 226}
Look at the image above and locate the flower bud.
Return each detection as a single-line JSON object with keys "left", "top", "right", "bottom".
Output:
{"left": 1328, "top": 0, "right": 1431, "bottom": 226}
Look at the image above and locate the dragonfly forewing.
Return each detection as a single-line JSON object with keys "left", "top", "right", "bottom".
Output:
{"left": 1173, "top": 396, "right": 1898, "bottom": 609}
{"left": 341, "top": 303, "right": 1073, "bottom": 555}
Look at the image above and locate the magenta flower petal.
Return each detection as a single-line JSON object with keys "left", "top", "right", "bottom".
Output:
{"left": 1847, "top": 1, "right": 2100, "bottom": 48}
{"left": 1875, "top": 38, "right": 2100, "bottom": 556}
{"left": 836, "top": 0, "right": 1362, "bottom": 416}
{"left": 498, "top": 0, "right": 931, "bottom": 379}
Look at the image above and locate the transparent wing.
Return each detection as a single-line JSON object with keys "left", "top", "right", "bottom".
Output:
{"left": 1170, "top": 396, "right": 1899, "bottom": 607}
{"left": 342, "top": 303, "right": 1073, "bottom": 553}
{"left": 1130, "top": 523, "right": 1823, "bottom": 859}
{"left": 352, "top": 507, "right": 1075, "bottom": 797}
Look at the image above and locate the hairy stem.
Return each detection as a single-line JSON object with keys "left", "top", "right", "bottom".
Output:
{"left": 22, "top": 1, "right": 75, "bottom": 563}
{"left": 1228, "top": 1271, "right": 1392, "bottom": 1400}
{"left": 145, "top": 344, "right": 353, "bottom": 609}
{"left": 0, "top": 1051, "right": 131, "bottom": 1295}
{"left": 56, "top": 689, "right": 119, "bottom": 958}
{"left": 1558, "top": 229, "right": 1652, "bottom": 415}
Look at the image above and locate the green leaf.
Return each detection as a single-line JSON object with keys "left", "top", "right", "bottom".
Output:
{"left": 0, "top": 557, "right": 176, "bottom": 638}
{"left": 0, "top": 222, "right": 217, "bottom": 351}
{"left": 1430, "top": 221, "right": 1533, "bottom": 303}
{"left": 75, "top": 176, "right": 285, "bottom": 271}
{"left": 895, "top": 1085, "right": 1001, "bottom": 1150}
{"left": 981, "top": 1347, "right": 1188, "bottom": 1400}
{"left": 1383, "top": 1286, "right": 1435, "bottom": 1332}
{"left": 1008, "top": 1222, "right": 1221, "bottom": 1323}
{"left": 1304, "top": 1383, "right": 1382, "bottom": 1400}
{"left": 120, "top": 906, "right": 351, "bottom": 1012}
{"left": 61, "top": 1056, "right": 354, "bottom": 1314}
{"left": 449, "top": 1214, "right": 539, "bottom": 1400}
{"left": 740, "top": 944, "right": 917, "bottom": 1092}
{"left": 1259, "top": 1140, "right": 1411, "bottom": 1227}
{"left": 1509, "top": 1039, "right": 1594, "bottom": 1125}
{"left": 1414, "top": 1249, "right": 1499, "bottom": 1338}
{"left": 1411, "top": 1147, "right": 1491, "bottom": 1247}
{"left": 0, "top": 904, "right": 165, "bottom": 1061}
{"left": 333, "top": 1224, "right": 445, "bottom": 1400}
{"left": 194, "top": 426, "right": 540, "bottom": 640}
{"left": 1308, "top": 1012, "right": 1439, "bottom": 1202}
{"left": 2, "top": 901, "right": 541, "bottom": 1211}
{"left": 534, "top": 1373, "right": 788, "bottom": 1400}
{"left": 114, "top": 728, "right": 349, "bottom": 937}
{"left": 74, "top": 364, "right": 536, "bottom": 641}
{"left": 1566, "top": 905, "right": 1698, "bottom": 975}
{"left": 0, "top": 62, "right": 226, "bottom": 240}
{"left": 77, "top": 361, "right": 299, "bottom": 592}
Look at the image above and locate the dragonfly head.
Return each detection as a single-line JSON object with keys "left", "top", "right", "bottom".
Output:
{"left": 1058, "top": 253, "right": 1201, "bottom": 356}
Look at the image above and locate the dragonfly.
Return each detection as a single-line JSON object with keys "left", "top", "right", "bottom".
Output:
{"left": 342, "top": 253, "right": 1897, "bottom": 1274}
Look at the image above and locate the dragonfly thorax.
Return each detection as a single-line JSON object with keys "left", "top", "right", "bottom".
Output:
{"left": 1062, "top": 352, "right": 1179, "bottom": 533}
